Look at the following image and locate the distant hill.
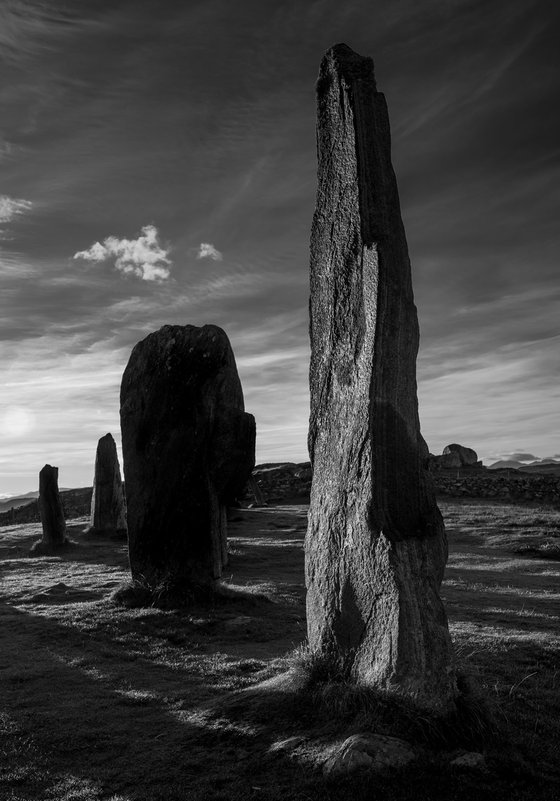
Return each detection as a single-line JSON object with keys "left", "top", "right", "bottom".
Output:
{"left": 488, "top": 459, "right": 560, "bottom": 475}
{"left": 0, "top": 491, "right": 39, "bottom": 513}
{"left": 519, "top": 462, "right": 560, "bottom": 475}
{"left": 0, "top": 488, "right": 76, "bottom": 513}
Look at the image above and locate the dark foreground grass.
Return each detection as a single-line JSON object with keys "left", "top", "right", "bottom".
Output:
{"left": 1, "top": 502, "right": 560, "bottom": 800}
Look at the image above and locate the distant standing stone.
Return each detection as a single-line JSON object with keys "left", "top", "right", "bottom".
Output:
{"left": 86, "top": 433, "right": 127, "bottom": 538}
{"left": 306, "top": 44, "right": 456, "bottom": 712}
{"left": 31, "top": 464, "right": 67, "bottom": 553}
{"left": 120, "top": 324, "right": 255, "bottom": 596}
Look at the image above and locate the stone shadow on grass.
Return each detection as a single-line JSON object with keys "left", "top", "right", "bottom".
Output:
{"left": 0, "top": 598, "right": 316, "bottom": 801}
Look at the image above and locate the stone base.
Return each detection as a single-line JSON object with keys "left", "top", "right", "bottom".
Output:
{"left": 83, "top": 525, "right": 127, "bottom": 540}
{"left": 29, "top": 538, "right": 75, "bottom": 556}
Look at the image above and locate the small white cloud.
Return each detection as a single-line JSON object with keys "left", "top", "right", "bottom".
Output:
{"left": 196, "top": 242, "right": 223, "bottom": 261}
{"left": 74, "top": 224, "right": 171, "bottom": 282}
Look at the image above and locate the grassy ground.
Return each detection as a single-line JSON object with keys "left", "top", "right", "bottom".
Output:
{"left": 1, "top": 499, "right": 559, "bottom": 800}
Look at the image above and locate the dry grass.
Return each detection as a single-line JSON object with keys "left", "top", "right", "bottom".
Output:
{"left": 1, "top": 500, "right": 559, "bottom": 799}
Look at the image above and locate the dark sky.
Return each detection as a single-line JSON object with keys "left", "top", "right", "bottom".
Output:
{"left": 1, "top": 0, "right": 559, "bottom": 493}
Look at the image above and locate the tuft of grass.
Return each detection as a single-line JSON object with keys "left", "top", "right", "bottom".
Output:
{"left": 111, "top": 578, "right": 154, "bottom": 608}
{"left": 513, "top": 542, "right": 560, "bottom": 560}
{"left": 288, "top": 643, "right": 499, "bottom": 751}
{"left": 111, "top": 573, "right": 216, "bottom": 609}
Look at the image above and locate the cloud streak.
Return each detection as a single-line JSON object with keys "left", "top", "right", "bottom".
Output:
{"left": 74, "top": 224, "right": 171, "bottom": 282}
{"left": 0, "top": 194, "right": 32, "bottom": 223}
{"left": 0, "top": 194, "right": 33, "bottom": 241}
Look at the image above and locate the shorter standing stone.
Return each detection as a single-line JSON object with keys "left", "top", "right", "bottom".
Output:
{"left": 85, "top": 433, "right": 127, "bottom": 538}
{"left": 120, "top": 324, "right": 256, "bottom": 596}
{"left": 31, "top": 465, "right": 68, "bottom": 553}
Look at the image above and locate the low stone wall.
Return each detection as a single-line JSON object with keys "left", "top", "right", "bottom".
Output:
{"left": 433, "top": 469, "right": 560, "bottom": 506}
{"left": 3, "top": 464, "right": 558, "bottom": 528}
{"left": 250, "top": 462, "right": 312, "bottom": 504}
{"left": 248, "top": 463, "right": 560, "bottom": 508}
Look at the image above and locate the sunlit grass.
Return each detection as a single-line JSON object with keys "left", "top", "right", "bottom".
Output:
{"left": 0, "top": 500, "right": 559, "bottom": 799}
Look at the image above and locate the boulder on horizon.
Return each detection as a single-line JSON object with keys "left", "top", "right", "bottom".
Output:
{"left": 441, "top": 443, "right": 479, "bottom": 468}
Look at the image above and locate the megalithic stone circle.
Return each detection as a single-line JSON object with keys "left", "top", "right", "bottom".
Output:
{"left": 87, "top": 432, "right": 127, "bottom": 538}
{"left": 120, "top": 324, "right": 256, "bottom": 594}
{"left": 38, "top": 464, "right": 67, "bottom": 546}
{"left": 306, "top": 44, "right": 456, "bottom": 712}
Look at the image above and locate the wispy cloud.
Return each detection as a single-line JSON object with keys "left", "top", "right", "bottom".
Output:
{"left": 74, "top": 224, "right": 171, "bottom": 282}
{"left": 0, "top": 1, "right": 92, "bottom": 67}
{"left": 196, "top": 242, "right": 223, "bottom": 261}
{"left": 497, "top": 452, "right": 538, "bottom": 463}
{"left": 0, "top": 195, "right": 33, "bottom": 237}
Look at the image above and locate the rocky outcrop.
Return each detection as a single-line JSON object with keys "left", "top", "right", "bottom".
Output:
{"left": 306, "top": 44, "right": 456, "bottom": 712}
{"left": 438, "top": 443, "right": 480, "bottom": 469}
{"left": 323, "top": 733, "right": 417, "bottom": 775}
{"left": 85, "top": 433, "right": 127, "bottom": 538}
{"left": 120, "top": 324, "right": 255, "bottom": 596}
{"left": 428, "top": 444, "right": 481, "bottom": 470}
{"left": 443, "top": 443, "right": 478, "bottom": 465}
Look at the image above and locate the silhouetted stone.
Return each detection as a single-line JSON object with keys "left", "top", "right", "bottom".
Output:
{"left": 85, "top": 433, "right": 127, "bottom": 538}
{"left": 306, "top": 44, "right": 456, "bottom": 712}
{"left": 442, "top": 443, "right": 478, "bottom": 467}
{"left": 120, "top": 324, "right": 255, "bottom": 597}
{"left": 31, "top": 464, "right": 68, "bottom": 554}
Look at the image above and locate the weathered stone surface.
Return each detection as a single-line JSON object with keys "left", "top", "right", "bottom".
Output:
{"left": 323, "top": 733, "right": 417, "bottom": 775}
{"left": 306, "top": 43, "right": 456, "bottom": 711}
{"left": 120, "top": 324, "right": 255, "bottom": 593}
{"left": 86, "top": 433, "right": 127, "bottom": 538}
{"left": 32, "top": 464, "right": 67, "bottom": 552}
{"left": 442, "top": 443, "right": 478, "bottom": 466}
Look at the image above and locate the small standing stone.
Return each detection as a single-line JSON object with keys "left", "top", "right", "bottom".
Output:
{"left": 31, "top": 464, "right": 67, "bottom": 553}
{"left": 85, "top": 433, "right": 127, "bottom": 538}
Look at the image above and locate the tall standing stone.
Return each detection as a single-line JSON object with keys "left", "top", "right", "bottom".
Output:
{"left": 120, "top": 324, "right": 255, "bottom": 596}
{"left": 306, "top": 44, "right": 456, "bottom": 712}
{"left": 86, "top": 433, "right": 127, "bottom": 538}
{"left": 36, "top": 464, "right": 67, "bottom": 549}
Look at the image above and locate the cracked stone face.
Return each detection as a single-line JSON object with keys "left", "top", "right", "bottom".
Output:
{"left": 305, "top": 44, "right": 456, "bottom": 712}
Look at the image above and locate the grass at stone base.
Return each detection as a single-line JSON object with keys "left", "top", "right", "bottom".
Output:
{"left": 0, "top": 501, "right": 559, "bottom": 800}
